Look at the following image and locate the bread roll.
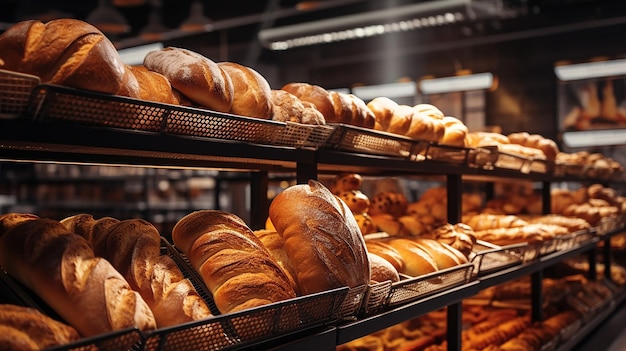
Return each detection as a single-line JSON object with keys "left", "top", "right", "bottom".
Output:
{"left": 270, "top": 89, "right": 305, "bottom": 123}
{"left": 172, "top": 210, "right": 296, "bottom": 313}
{"left": 282, "top": 83, "right": 336, "bottom": 123}
{"left": 368, "top": 253, "right": 400, "bottom": 283}
{"left": 369, "top": 191, "right": 408, "bottom": 217}
{"left": 300, "top": 101, "right": 326, "bottom": 125}
{"left": 388, "top": 239, "right": 438, "bottom": 276}
{"left": 268, "top": 180, "right": 370, "bottom": 295}
{"left": 337, "top": 189, "right": 371, "bottom": 214}
{"left": 365, "top": 241, "right": 405, "bottom": 273}
{"left": 143, "top": 47, "right": 233, "bottom": 112}
{"left": 353, "top": 213, "right": 377, "bottom": 235}
{"left": 0, "top": 304, "right": 80, "bottom": 349}
{"left": 329, "top": 91, "right": 354, "bottom": 124}
{"left": 0, "top": 218, "right": 156, "bottom": 336}
{"left": 370, "top": 214, "right": 411, "bottom": 236}
{"left": 347, "top": 93, "right": 376, "bottom": 129}
{"left": 367, "top": 96, "right": 399, "bottom": 131}
{"left": 217, "top": 62, "right": 272, "bottom": 119}
{"left": 0, "top": 19, "right": 127, "bottom": 95}
{"left": 441, "top": 116, "right": 469, "bottom": 147}
{"left": 387, "top": 104, "right": 414, "bottom": 135}
{"left": 329, "top": 173, "right": 363, "bottom": 194}
{"left": 127, "top": 65, "right": 181, "bottom": 105}
{"left": 74, "top": 217, "right": 213, "bottom": 327}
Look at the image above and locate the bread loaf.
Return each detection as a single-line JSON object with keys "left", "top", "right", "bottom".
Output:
{"left": 268, "top": 180, "right": 370, "bottom": 295}
{"left": 367, "top": 97, "right": 398, "bottom": 131}
{"left": 253, "top": 229, "right": 300, "bottom": 294}
{"left": 64, "top": 216, "right": 213, "bottom": 327}
{"left": 144, "top": 47, "right": 233, "bottom": 112}
{"left": 172, "top": 210, "right": 296, "bottom": 313}
{"left": 0, "top": 217, "right": 156, "bottom": 336}
{"left": 270, "top": 89, "right": 305, "bottom": 123}
{"left": 388, "top": 238, "right": 467, "bottom": 276}
{"left": 217, "top": 62, "right": 272, "bottom": 119}
{"left": 282, "top": 83, "right": 336, "bottom": 122}
{"left": 365, "top": 241, "right": 405, "bottom": 273}
{"left": 127, "top": 65, "right": 182, "bottom": 105}
{"left": 368, "top": 253, "right": 400, "bottom": 283}
{"left": 0, "top": 304, "right": 81, "bottom": 350}
{"left": 441, "top": 116, "right": 469, "bottom": 147}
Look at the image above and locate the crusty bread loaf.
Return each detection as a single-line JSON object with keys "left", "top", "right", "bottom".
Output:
{"left": 300, "top": 101, "right": 327, "bottom": 125}
{"left": 367, "top": 96, "right": 398, "bottom": 131}
{"left": 268, "top": 180, "right": 370, "bottom": 295}
{"left": 0, "top": 217, "right": 156, "bottom": 336}
{"left": 368, "top": 253, "right": 400, "bottom": 283}
{"left": 270, "top": 89, "right": 305, "bottom": 123}
{"left": 0, "top": 19, "right": 128, "bottom": 95}
{"left": 253, "top": 229, "right": 300, "bottom": 294}
{"left": 127, "top": 65, "right": 181, "bottom": 105}
{"left": 282, "top": 83, "right": 336, "bottom": 123}
{"left": 441, "top": 116, "right": 469, "bottom": 147}
{"left": 388, "top": 239, "right": 438, "bottom": 276}
{"left": 64, "top": 216, "right": 213, "bottom": 328}
{"left": 172, "top": 210, "right": 296, "bottom": 313}
{"left": 217, "top": 62, "right": 272, "bottom": 119}
{"left": 365, "top": 241, "right": 405, "bottom": 273}
{"left": 144, "top": 47, "right": 233, "bottom": 112}
{"left": 329, "top": 90, "right": 354, "bottom": 124}
{"left": 347, "top": 93, "right": 376, "bottom": 129}
{"left": 387, "top": 105, "right": 414, "bottom": 135}
{"left": 507, "top": 132, "right": 559, "bottom": 161}
{"left": 0, "top": 304, "right": 81, "bottom": 349}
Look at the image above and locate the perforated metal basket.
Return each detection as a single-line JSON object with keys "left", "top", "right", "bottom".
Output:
{"left": 0, "top": 69, "right": 40, "bottom": 118}
{"left": 26, "top": 84, "right": 332, "bottom": 149}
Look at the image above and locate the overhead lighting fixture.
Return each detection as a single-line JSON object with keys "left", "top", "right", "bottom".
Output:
{"left": 140, "top": 0, "right": 169, "bottom": 41}
{"left": 555, "top": 58, "right": 626, "bottom": 81}
{"left": 562, "top": 129, "right": 626, "bottom": 148}
{"left": 118, "top": 42, "right": 163, "bottom": 65}
{"left": 85, "top": 0, "right": 130, "bottom": 35}
{"left": 419, "top": 72, "right": 495, "bottom": 94}
{"left": 259, "top": 0, "right": 502, "bottom": 50}
{"left": 352, "top": 81, "right": 416, "bottom": 101}
{"left": 179, "top": 0, "right": 213, "bottom": 32}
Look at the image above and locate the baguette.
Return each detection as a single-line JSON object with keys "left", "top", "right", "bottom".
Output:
{"left": 63, "top": 215, "right": 213, "bottom": 327}
{"left": 172, "top": 210, "right": 296, "bottom": 313}
{"left": 0, "top": 304, "right": 80, "bottom": 349}
{"left": 0, "top": 217, "right": 156, "bottom": 337}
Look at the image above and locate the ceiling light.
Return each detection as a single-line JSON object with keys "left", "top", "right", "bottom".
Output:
{"left": 140, "top": 0, "right": 168, "bottom": 40}
{"left": 562, "top": 129, "right": 626, "bottom": 148}
{"left": 352, "top": 81, "right": 416, "bottom": 101}
{"left": 555, "top": 58, "right": 626, "bottom": 81}
{"left": 179, "top": 0, "right": 213, "bottom": 32}
{"left": 419, "top": 72, "right": 495, "bottom": 94}
{"left": 259, "top": 0, "right": 501, "bottom": 50}
{"left": 85, "top": 0, "right": 130, "bottom": 35}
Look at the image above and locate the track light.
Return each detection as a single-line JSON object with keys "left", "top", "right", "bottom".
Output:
{"left": 419, "top": 72, "right": 495, "bottom": 94}
{"left": 85, "top": 0, "right": 130, "bottom": 35}
{"left": 180, "top": 0, "right": 213, "bottom": 32}
{"left": 258, "top": 0, "right": 502, "bottom": 50}
{"left": 555, "top": 58, "right": 626, "bottom": 81}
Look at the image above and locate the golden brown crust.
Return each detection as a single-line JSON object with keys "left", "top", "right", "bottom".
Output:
{"left": 282, "top": 83, "right": 336, "bottom": 123}
{"left": 218, "top": 62, "right": 272, "bottom": 119}
{"left": 388, "top": 238, "right": 438, "bottom": 276}
{"left": 127, "top": 65, "right": 181, "bottom": 105}
{"left": 270, "top": 89, "right": 304, "bottom": 123}
{"left": 365, "top": 241, "right": 406, "bottom": 273}
{"left": 0, "top": 19, "right": 127, "bottom": 95}
{"left": 367, "top": 96, "right": 398, "bottom": 131}
{"left": 172, "top": 210, "right": 296, "bottom": 313}
{"left": 0, "top": 217, "right": 156, "bottom": 336}
{"left": 144, "top": 47, "right": 233, "bottom": 112}
{"left": 368, "top": 253, "right": 400, "bottom": 283}
{"left": 268, "top": 180, "right": 370, "bottom": 295}
{"left": 0, "top": 304, "right": 80, "bottom": 349}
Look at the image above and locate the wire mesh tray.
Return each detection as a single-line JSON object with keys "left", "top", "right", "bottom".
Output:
{"left": 323, "top": 123, "right": 429, "bottom": 159}
{"left": 422, "top": 143, "right": 474, "bottom": 165}
{"left": 0, "top": 69, "right": 40, "bottom": 118}
{"left": 26, "top": 84, "right": 331, "bottom": 149}
{"left": 529, "top": 158, "right": 555, "bottom": 174}
{"left": 386, "top": 262, "right": 474, "bottom": 308}
{"left": 470, "top": 240, "right": 525, "bottom": 277}
{"left": 159, "top": 239, "right": 349, "bottom": 350}
{"left": 595, "top": 215, "right": 625, "bottom": 236}
{"left": 338, "top": 284, "right": 368, "bottom": 321}
{"left": 359, "top": 280, "right": 393, "bottom": 317}
{"left": 142, "top": 286, "right": 348, "bottom": 351}
{"left": 554, "top": 161, "right": 586, "bottom": 177}
{"left": 0, "top": 267, "right": 144, "bottom": 351}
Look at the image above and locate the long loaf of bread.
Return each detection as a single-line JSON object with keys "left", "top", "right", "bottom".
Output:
{"left": 268, "top": 180, "right": 371, "bottom": 295}
{"left": 62, "top": 214, "right": 212, "bottom": 328}
{"left": 0, "top": 214, "right": 156, "bottom": 337}
{"left": 172, "top": 210, "right": 296, "bottom": 314}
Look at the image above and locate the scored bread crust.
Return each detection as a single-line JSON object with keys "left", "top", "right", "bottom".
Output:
{"left": 268, "top": 180, "right": 371, "bottom": 295}
{"left": 143, "top": 47, "right": 233, "bottom": 112}
{"left": 218, "top": 62, "right": 272, "bottom": 119}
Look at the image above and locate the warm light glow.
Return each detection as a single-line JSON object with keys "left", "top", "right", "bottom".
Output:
{"left": 555, "top": 58, "right": 626, "bottom": 81}
{"left": 562, "top": 129, "right": 626, "bottom": 148}
{"left": 118, "top": 42, "right": 164, "bottom": 65}
{"left": 419, "top": 72, "right": 494, "bottom": 94}
{"left": 352, "top": 81, "right": 416, "bottom": 101}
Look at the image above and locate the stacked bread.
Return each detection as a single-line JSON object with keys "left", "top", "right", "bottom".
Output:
{"left": 466, "top": 131, "right": 560, "bottom": 164}
{"left": 61, "top": 214, "right": 212, "bottom": 327}
{"left": 557, "top": 151, "right": 624, "bottom": 179}
{"left": 0, "top": 304, "right": 81, "bottom": 350}
{"left": 551, "top": 183, "right": 624, "bottom": 225}
{"left": 0, "top": 213, "right": 156, "bottom": 337}
{"left": 281, "top": 83, "right": 374, "bottom": 127}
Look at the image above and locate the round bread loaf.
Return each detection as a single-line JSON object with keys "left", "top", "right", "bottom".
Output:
{"left": 270, "top": 89, "right": 305, "bottom": 123}
{"left": 143, "top": 47, "right": 233, "bottom": 112}
{"left": 282, "top": 82, "right": 337, "bottom": 123}
{"left": 368, "top": 253, "right": 400, "bottom": 283}
{"left": 217, "top": 62, "right": 272, "bottom": 119}
{"left": 0, "top": 19, "right": 127, "bottom": 95}
{"left": 268, "top": 180, "right": 370, "bottom": 295}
